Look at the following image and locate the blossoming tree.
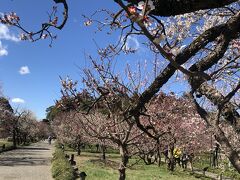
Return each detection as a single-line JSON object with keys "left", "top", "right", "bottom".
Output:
{"left": 54, "top": 77, "right": 157, "bottom": 180}
{"left": 141, "top": 92, "right": 212, "bottom": 170}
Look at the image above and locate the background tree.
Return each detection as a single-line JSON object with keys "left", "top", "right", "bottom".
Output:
{"left": 46, "top": 105, "right": 60, "bottom": 122}
{"left": 0, "top": 97, "right": 16, "bottom": 148}
{"left": 37, "top": 119, "right": 52, "bottom": 140}
{"left": 142, "top": 92, "right": 212, "bottom": 170}
{"left": 55, "top": 77, "right": 156, "bottom": 180}
{"left": 52, "top": 110, "right": 86, "bottom": 156}
{"left": 0, "top": 98, "right": 46, "bottom": 146}
{"left": 14, "top": 109, "right": 40, "bottom": 144}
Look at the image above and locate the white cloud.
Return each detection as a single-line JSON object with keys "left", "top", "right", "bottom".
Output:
{"left": 0, "top": 24, "right": 19, "bottom": 42}
{"left": 0, "top": 23, "right": 20, "bottom": 57}
{"left": 0, "top": 41, "right": 8, "bottom": 56}
{"left": 12, "top": 98, "right": 25, "bottom": 104}
{"left": 19, "top": 66, "right": 30, "bottom": 75}
{"left": 124, "top": 36, "right": 140, "bottom": 51}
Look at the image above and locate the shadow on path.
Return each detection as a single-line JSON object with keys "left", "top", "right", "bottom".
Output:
{"left": 0, "top": 157, "right": 50, "bottom": 166}
{"left": 18, "top": 147, "right": 50, "bottom": 150}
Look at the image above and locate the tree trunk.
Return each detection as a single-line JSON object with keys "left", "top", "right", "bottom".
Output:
{"left": 119, "top": 145, "right": 129, "bottom": 180}
{"left": 96, "top": 144, "right": 99, "bottom": 152}
{"left": 12, "top": 130, "right": 16, "bottom": 148}
{"left": 167, "top": 144, "right": 175, "bottom": 171}
{"left": 157, "top": 144, "right": 161, "bottom": 166}
{"left": 212, "top": 146, "right": 219, "bottom": 168}
{"left": 101, "top": 145, "right": 106, "bottom": 161}
{"left": 211, "top": 151, "right": 216, "bottom": 167}
{"left": 17, "top": 135, "right": 20, "bottom": 145}
{"left": 214, "top": 126, "right": 240, "bottom": 173}
{"left": 77, "top": 143, "right": 81, "bottom": 156}
{"left": 125, "top": 0, "right": 237, "bottom": 16}
{"left": 23, "top": 134, "right": 27, "bottom": 145}
{"left": 119, "top": 167, "right": 126, "bottom": 180}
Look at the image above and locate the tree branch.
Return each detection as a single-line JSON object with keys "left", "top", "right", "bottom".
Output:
{"left": 125, "top": 0, "right": 238, "bottom": 16}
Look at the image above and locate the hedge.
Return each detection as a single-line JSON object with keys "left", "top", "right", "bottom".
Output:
{"left": 51, "top": 147, "right": 75, "bottom": 180}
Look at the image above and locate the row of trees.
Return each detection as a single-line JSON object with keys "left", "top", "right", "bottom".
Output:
{"left": 0, "top": 97, "right": 51, "bottom": 148}
{"left": 1, "top": 0, "right": 239, "bottom": 178}
{"left": 49, "top": 77, "right": 212, "bottom": 179}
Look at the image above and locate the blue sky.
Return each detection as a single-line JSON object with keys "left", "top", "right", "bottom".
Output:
{"left": 0, "top": 0, "right": 187, "bottom": 120}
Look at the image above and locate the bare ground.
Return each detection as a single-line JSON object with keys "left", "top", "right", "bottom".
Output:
{"left": 0, "top": 140, "right": 53, "bottom": 180}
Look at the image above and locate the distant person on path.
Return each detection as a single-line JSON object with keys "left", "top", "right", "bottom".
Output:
{"left": 163, "top": 146, "right": 169, "bottom": 163}
{"left": 173, "top": 147, "right": 182, "bottom": 167}
{"left": 188, "top": 152, "right": 194, "bottom": 171}
{"left": 48, "top": 135, "right": 52, "bottom": 145}
{"left": 181, "top": 152, "right": 189, "bottom": 169}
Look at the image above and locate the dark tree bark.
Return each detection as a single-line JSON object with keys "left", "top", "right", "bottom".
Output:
{"left": 96, "top": 144, "right": 100, "bottom": 152}
{"left": 197, "top": 83, "right": 240, "bottom": 129}
{"left": 12, "top": 130, "right": 17, "bottom": 148}
{"left": 212, "top": 143, "right": 220, "bottom": 167}
{"left": 101, "top": 144, "right": 106, "bottom": 161}
{"left": 125, "top": 0, "right": 238, "bottom": 16}
{"left": 77, "top": 142, "right": 81, "bottom": 155}
{"left": 157, "top": 146, "right": 161, "bottom": 167}
{"left": 129, "top": 24, "right": 228, "bottom": 117}
{"left": 183, "top": 12, "right": 240, "bottom": 172}
{"left": 23, "top": 134, "right": 27, "bottom": 145}
{"left": 191, "top": 95, "right": 240, "bottom": 173}
{"left": 119, "top": 145, "right": 129, "bottom": 180}
{"left": 16, "top": 131, "right": 20, "bottom": 145}
{"left": 214, "top": 126, "right": 240, "bottom": 173}
{"left": 167, "top": 143, "right": 175, "bottom": 171}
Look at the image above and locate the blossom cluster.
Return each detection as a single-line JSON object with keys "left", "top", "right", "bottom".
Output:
{"left": 127, "top": 0, "right": 155, "bottom": 27}
{"left": 0, "top": 12, "right": 20, "bottom": 25}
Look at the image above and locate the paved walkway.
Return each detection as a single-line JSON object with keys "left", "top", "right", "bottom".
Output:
{"left": 0, "top": 141, "right": 53, "bottom": 180}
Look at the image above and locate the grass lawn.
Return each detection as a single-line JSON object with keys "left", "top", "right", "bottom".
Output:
{"left": 0, "top": 139, "right": 13, "bottom": 149}
{"left": 66, "top": 151, "right": 211, "bottom": 180}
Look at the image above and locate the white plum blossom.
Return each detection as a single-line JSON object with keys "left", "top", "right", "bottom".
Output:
{"left": 137, "top": 0, "right": 155, "bottom": 11}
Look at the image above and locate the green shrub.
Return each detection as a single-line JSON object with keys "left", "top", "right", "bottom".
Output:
{"left": 51, "top": 148, "right": 75, "bottom": 180}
